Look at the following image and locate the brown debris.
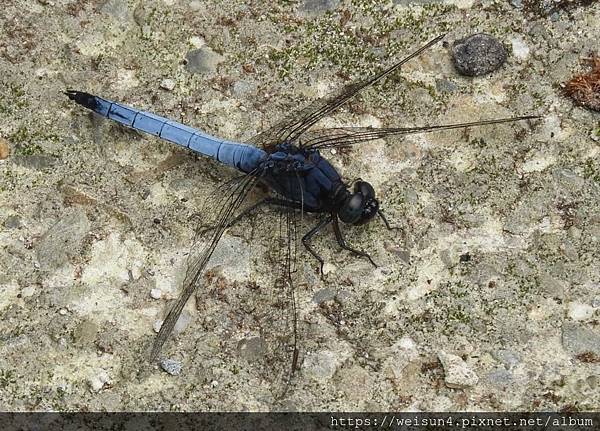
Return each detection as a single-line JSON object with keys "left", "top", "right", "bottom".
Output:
{"left": 0, "top": 137, "right": 9, "bottom": 159}
{"left": 564, "top": 56, "right": 600, "bottom": 111}
{"left": 575, "top": 351, "right": 600, "bottom": 363}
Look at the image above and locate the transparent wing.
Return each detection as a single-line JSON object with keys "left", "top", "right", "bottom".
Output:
{"left": 303, "top": 116, "right": 541, "bottom": 150}
{"left": 246, "top": 176, "right": 303, "bottom": 399}
{"left": 150, "top": 170, "right": 260, "bottom": 360}
{"left": 247, "top": 34, "right": 446, "bottom": 150}
{"left": 266, "top": 194, "right": 301, "bottom": 399}
{"left": 191, "top": 175, "right": 304, "bottom": 399}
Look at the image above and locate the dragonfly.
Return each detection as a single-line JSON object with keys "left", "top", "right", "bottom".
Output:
{"left": 66, "top": 34, "right": 538, "bottom": 391}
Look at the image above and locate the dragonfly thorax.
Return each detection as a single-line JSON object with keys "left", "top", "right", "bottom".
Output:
{"left": 260, "top": 144, "right": 379, "bottom": 222}
{"left": 262, "top": 143, "right": 315, "bottom": 174}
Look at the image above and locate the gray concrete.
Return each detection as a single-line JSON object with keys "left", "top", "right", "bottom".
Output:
{"left": 0, "top": 0, "right": 598, "bottom": 411}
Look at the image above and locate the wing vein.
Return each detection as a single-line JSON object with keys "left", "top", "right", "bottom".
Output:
{"left": 150, "top": 170, "right": 260, "bottom": 360}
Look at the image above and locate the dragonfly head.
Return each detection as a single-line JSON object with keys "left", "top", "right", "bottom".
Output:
{"left": 338, "top": 181, "right": 379, "bottom": 225}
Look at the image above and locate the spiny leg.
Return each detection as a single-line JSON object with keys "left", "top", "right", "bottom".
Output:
{"left": 377, "top": 209, "right": 397, "bottom": 231}
{"left": 199, "top": 197, "right": 302, "bottom": 234}
{"left": 226, "top": 197, "right": 302, "bottom": 228}
{"left": 332, "top": 215, "right": 377, "bottom": 268}
{"left": 302, "top": 215, "right": 333, "bottom": 275}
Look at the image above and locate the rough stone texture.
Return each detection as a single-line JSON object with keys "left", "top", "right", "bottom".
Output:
{"left": 0, "top": 0, "right": 598, "bottom": 412}
{"left": 35, "top": 210, "right": 90, "bottom": 271}
{"left": 237, "top": 337, "right": 266, "bottom": 362}
{"left": 160, "top": 358, "right": 183, "bottom": 376}
{"left": 438, "top": 351, "right": 479, "bottom": 389}
{"left": 159, "top": 78, "right": 176, "bottom": 92}
{"left": 562, "top": 323, "right": 600, "bottom": 356}
{"left": 87, "top": 370, "right": 112, "bottom": 393}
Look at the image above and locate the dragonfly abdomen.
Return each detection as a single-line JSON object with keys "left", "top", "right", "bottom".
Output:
{"left": 65, "top": 91, "right": 265, "bottom": 173}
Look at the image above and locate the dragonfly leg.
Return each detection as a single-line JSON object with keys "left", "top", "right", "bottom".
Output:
{"left": 225, "top": 197, "right": 274, "bottom": 228}
{"left": 199, "top": 197, "right": 300, "bottom": 235}
{"left": 377, "top": 209, "right": 397, "bottom": 230}
{"left": 198, "top": 199, "right": 266, "bottom": 234}
{"left": 332, "top": 215, "right": 377, "bottom": 268}
{"left": 302, "top": 215, "right": 333, "bottom": 275}
{"left": 225, "top": 197, "right": 305, "bottom": 227}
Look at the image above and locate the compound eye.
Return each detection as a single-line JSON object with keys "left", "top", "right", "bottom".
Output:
{"left": 356, "top": 198, "right": 379, "bottom": 225}
{"left": 354, "top": 181, "right": 375, "bottom": 199}
{"left": 338, "top": 193, "right": 365, "bottom": 224}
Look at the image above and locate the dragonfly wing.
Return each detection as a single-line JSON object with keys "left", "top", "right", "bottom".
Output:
{"left": 247, "top": 177, "right": 303, "bottom": 399}
{"left": 223, "top": 175, "right": 303, "bottom": 399}
{"left": 267, "top": 194, "right": 301, "bottom": 399}
{"left": 304, "top": 115, "right": 541, "bottom": 150}
{"left": 247, "top": 34, "right": 446, "bottom": 150}
{"left": 150, "top": 171, "right": 260, "bottom": 360}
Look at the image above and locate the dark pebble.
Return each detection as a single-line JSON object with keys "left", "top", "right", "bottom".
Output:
{"left": 13, "top": 155, "right": 56, "bottom": 170}
{"left": 435, "top": 78, "right": 458, "bottom": 93}
{"left": 299, "top": 0, "right": 340, "bottom": 15}
{"left": 4, "top": 215, "right": 21, "bottom": 229}
{"left": 237, "top": 337, "right": 266, "bottom": 361}
{"left": 451, "top": 33, "right": 507, "bottom": 77}
{"left": 184, "top": 47, "right": 223, "bottom": 74}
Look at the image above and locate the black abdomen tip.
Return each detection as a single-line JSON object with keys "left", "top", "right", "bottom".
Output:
{"left": 64, "top": 90, "right": 99, "bottom": 111}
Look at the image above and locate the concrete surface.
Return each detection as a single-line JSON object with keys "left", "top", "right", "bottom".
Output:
{"left": 0, "top": 0, "right": 599, "bottom": 411}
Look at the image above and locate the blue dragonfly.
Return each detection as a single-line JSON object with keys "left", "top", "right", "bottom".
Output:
{"left": 66, "top": 34, "right": 538, "bottom": 388}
